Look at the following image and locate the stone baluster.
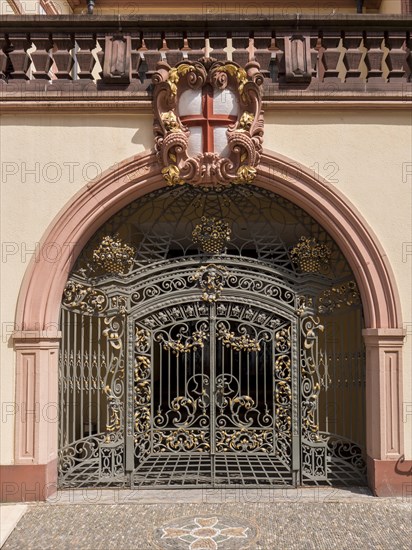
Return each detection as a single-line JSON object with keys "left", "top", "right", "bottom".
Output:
{"left": 406, "top": 34, "right": 412, "bottom": 82}
{"left": 273, "top": 35, "right": 286, "bottom": 83}
{"left": 51, "top": 34, "right": 74, "bottom": 80}
{"left": 385, "top": 32, "right": 408, "bottom": 81}
{"left": 75, "top": 34, "right": 96, "bottom": 80}
{"left": 7, "top": 33, "right": 31, "bottom": 80}
{"left": 130, "top": 34, "right": 142, "bottom": 81}
{"left": 232, "top": 32, "right": 250, "bottom": 67}
{"left": 30, "top": 33, "right": 53, "bottom": 79}
{"left": 310, "top": 33, "right": 322, "bottom": 81}
{"left": 208, "top": 33, "right": 228, "bottom": 61}
{"left": 320, "top": 33, "right": 341, "bottom": 82}
{"left": 0, "top": 36, "right": 9, "bottom": 81}
{"left": 364, "top": 32, "right": 385, "bottom": 83}
{"left": 342, "top": 32, "right": 363, "bottom": 84}
{"left": 95, "top": 33, "right": 105, "bottom": 78}
{"left": 253, "top": 32, "right": 273, "bottom": 80}
{"left": 185, "top": 32, "right": 205, "bottom": 61}
{"left": 164, "top": 32, "right": 184, "bottom": 67}
{"left": 142, "top": 32, "right": 162, "bottom": 79}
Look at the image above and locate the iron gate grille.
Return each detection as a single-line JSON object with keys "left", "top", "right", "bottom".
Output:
{"left": 58, "top": 184, "right": 367, "bottom": 488}
{"left": 130, "top": 296, "right": 298, "bottom": 487}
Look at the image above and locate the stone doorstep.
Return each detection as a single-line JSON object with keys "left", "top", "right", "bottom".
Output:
{"left": 45, "top": 486, "right": 376, "bottom": 506}
{"left": 0, "top": 504, "right": 27, "bottom": 548}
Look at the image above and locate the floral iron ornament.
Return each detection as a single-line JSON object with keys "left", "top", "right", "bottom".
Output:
{"left": 92, "top": 235, "right": 135, "bottom": 275}
{"left": 192, "top": 217, "right": 231, "bottom": 255}
{"left": 153, "top": 57, "right": 264, "bottom": 187}
{"left": 290, "top": 236, "right": 331, "bottom": 274}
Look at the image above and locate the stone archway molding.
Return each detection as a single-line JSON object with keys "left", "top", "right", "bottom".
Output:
{"left": 7, "top": 149, "right": 406, "bottom": 501}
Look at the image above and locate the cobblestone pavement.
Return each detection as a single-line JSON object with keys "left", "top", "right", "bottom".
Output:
{"left": 3, "top": 490, "right": 411, "bottom": 549}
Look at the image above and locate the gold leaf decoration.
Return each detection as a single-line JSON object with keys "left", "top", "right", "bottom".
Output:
{"left": 161, "top": 164, "right": 184, "bottom": 186}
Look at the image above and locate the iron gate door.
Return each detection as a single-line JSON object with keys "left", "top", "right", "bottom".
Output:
{"left": 130, "top": 291, "right": 299, "bottom": 487}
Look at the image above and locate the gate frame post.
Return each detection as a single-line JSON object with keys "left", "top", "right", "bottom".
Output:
{"left": 2, "top": 330, "right": 61, "bottom": 502}
{"left": 363, "top": 328, "right": 408, "bottom": 497}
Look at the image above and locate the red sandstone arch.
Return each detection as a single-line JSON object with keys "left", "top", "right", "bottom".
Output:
{"left": 15, "top": 149, "right": 402, "bottom": 332}
{"left": 9, "top": 149, "right": 407, "bottom": 500}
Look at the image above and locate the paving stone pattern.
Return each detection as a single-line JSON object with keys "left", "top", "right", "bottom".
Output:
{"left": 3, "top": 501, "right": 411, "bottom": 549}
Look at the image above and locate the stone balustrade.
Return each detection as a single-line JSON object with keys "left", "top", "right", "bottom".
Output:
{"left": 0, "top": 14, "right": 411, "bottom": 102}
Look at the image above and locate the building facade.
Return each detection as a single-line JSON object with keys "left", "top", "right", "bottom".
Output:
{"left": 0, "top": 1, "right": 411, "bottom": 501}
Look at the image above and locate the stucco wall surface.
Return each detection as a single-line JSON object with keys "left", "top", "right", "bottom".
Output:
{"left": 0, "top": 109, "right": 411, "bottom": 463}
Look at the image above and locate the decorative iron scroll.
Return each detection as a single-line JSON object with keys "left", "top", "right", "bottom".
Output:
{"left": 157, "top": 328, "right": 208, "bottom": 356}
{"left": 134, "top": 354, "right": 151, "bottom": 458}
{"left": 153, "top": 58, "right": 264, "bottom": 187}
{"left": 190, "top": 264, "right": 229, "bottom": 302}
{"left": 300, "top": 315, "right": 324, "bottom": 443}
{"left": 217, "top": 326, "right": 261, "bottom": 352}
{"left": 216, "top": 429, "right": 273, "bottom": 453}
{"left": 154, "top": 429, "right": 211, "bottom": 453}
{"left": 63, "top": 280, "right": 108, "bottom": 314}
{"left": 317, "top": 280, "right": 360, "bottom": 314}
{"left": 274, "top": 325, "right": 293, "bottom": 462}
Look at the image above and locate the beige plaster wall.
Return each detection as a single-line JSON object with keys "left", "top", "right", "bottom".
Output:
{"left": 379, "top": 0, "right": 402, "bottom": 13}
{"left": 0, "top": 113, "right": 153, "bottom": 463}
{"left": 264, "top": 110, "right": 412, "bottom": 462}
{"left": 0, "top": 109, "right": 411, "bottom": 463}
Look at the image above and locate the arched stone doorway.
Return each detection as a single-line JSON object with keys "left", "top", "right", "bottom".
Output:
{"left": 58, "top": 184, "right": 366, "bottom": 488}
{"left": 11, "top": 150, "right": 406, "bottom": 498}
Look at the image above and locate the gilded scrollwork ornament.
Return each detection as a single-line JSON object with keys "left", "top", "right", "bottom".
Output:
{"left": 216, "top": 428, "right": 273, "bottom": 453}
{"left": 153, "top": 57, "right": 264, "bottom": 187}
{"left": 62, "top": 280, "right": 108, "bottom": 314}
{"left": 103, "top": 315, "right": 124, "bottom": 350}
{"left": 300, "top": 315, "right": 326, "bottom": 443}
{"left": 217, "top": 326, "right": 261, "bottom": 352}
{"left": 190, "top": 263, "right": 229, "bottom": 303}
{"left": 317, "top": 280, "right": 360, "bottom": 314}
{"left": 157, "top": 329, "right": 208, "bottom": 356}
{"left": 104, "top": 386, "right": 122, "bottom": 441}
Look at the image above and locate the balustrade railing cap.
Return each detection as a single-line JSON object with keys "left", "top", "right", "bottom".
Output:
{"left": 0, "top": 14, "right": 411, "bottom": 33}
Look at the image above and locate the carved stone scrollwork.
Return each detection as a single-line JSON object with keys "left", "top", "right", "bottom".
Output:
{"left": 153, "top": 58, "right": 264, "bottom": 187}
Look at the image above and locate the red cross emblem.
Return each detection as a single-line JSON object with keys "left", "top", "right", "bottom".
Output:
{"left": 179, "top": 85, "right": 238, "bottom": 154}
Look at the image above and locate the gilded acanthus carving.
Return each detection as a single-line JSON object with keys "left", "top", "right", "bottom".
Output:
{"left": 153, "top": 58, "right": 264, "bottom": 187}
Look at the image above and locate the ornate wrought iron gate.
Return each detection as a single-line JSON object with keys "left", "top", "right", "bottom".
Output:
{"left": 58, "top": 185, "right": 366, "bottom": 488}
{"left": 130, "top": 272, "right": 300, "bottom": 487}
